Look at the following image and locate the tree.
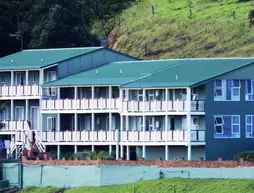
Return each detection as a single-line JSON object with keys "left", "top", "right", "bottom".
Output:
{"left": 0, "top": 1, "right": 20, "bottom": 57}
{"left": 20, "top": 0, "right": 99, "bottom": 49}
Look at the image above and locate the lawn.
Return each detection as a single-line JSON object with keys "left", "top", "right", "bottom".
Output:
{"left": 19, "top": 178, "right": 254, "bottom": 193}
{"left": 107, "top": 0, "right": 254, "bottom": 59}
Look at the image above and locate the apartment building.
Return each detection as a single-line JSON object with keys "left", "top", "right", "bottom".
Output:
{"left": 0, "top": 48, "right": 254, "bottom": 161}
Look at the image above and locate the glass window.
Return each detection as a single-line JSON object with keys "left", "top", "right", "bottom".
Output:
{"left": 246, "top": 115, "right": 254, "bottom": 138}
{"left": 0, "top": 74, "right": 6, "bottom": 83}
{"left": 245, "top": 80, "right": 254, "bottom": 101}
{"left": 214, "top": 115, "right": 240, "bottom": 138}
{"left": 214, "top": 80, "right": 240, "bottom": 101}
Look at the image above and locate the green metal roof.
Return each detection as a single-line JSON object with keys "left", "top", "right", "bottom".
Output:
{"left": 43, "top": 58, "right": 254, "bottom": 88}
{"left": 121, "top": 58, "right": 254, "bottom": 88}
{"left": 0, "top": 47, "right": 103, "bottom": 70}
{"left": 43, "top": 59, "right": 184, "bottom": 86}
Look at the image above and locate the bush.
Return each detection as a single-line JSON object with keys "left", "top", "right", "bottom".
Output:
{"left": 238, "top": 151, "right": 254, "bottom": 162}
{"left": 75, "top": 151, "right": 90, "bottom": 160}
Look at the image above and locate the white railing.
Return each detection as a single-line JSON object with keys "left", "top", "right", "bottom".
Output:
{"left": 42, "top": 98, "right": 120, "bottom": 111}
{"left": 0, "top": 85, "right": 40, "bottom": 97}
{"left": 0, "top": 120, "right": 29, "bottom": 132}
{"left": 41, "top": 130, "right": 119, "bottom": 143}
{"left": 121, "top": 130, "right": 205, "bottom": 143}
{"left": 42, "top": 98, "right": 205, "bottom": 112}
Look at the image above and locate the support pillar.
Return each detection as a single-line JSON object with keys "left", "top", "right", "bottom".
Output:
{"left": 186, "top": 87, "right": 192, "bottom": 161}
{"left": 116, "top": 145, "right": 119, "bottom": 160}
{"left": 142, "top": 145, "right": 146, "bottom": 160}
{"left": 126, "top": 145, "right": 130, "bottom": 161}
{"left": 74, "top": 113, "right": 78, "bottom": 141}
{"left": 109, "top": 145, "right": 112, "bottom": 155}
{"left": 25, "top": 99, "right": 28, "bottom": 121}
{"left": 120, "top": 145, "right": 123, "bottom": 158}
{"left": 74, "top": 145, "right": 78, "bottom": 154}
{"left": 165, "top": 145, "right": 168, "bottom": 161}
{"left": 57, "top": 145, "right": 61, "bottom": 160}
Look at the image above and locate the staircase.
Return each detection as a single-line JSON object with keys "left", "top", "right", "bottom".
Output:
{"left": 8, "top": 121, "right": 46, "bottom": 159}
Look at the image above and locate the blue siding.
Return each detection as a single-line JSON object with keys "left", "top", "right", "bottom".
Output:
{"left": 57, "top": 49, "right": 137, "bottom": 79}
{"left": 205, "top": 79, "right": 254, "bottom": 160}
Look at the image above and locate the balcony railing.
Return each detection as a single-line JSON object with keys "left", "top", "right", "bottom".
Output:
{"left": 42, "top": 98, "right": 205, "bottom": 112}
{"left": 42, "top": 98, "right": 120, "bottom": 111}
{"left": 0, "top": 85, "right": 40, "bottom": 97}
{"left": 41, "top": 130, "right": 119, "bottom": 143}
{"left": 121, "top": 130, "right": 205, "bottom": 143}
{"left": 0, "top": 120, "right": 29, "bottom": 132}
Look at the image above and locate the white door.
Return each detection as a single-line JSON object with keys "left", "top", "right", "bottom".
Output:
{"left": 30, "top": 106, "right": 39, "bottom": 130}
{"left": 15, "top": 106, "right": 24, "bottom": 120}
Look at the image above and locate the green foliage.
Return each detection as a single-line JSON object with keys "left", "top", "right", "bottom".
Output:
{"left": 109, "top": 0, "right": 254, "bottom": 59}
{"left": 75, "top": 150, "right": 115, "bottom": 160}
{"left": 248, "top": 9, "right": 254, "bottom": 20}
{"left": 60, "top": 152, "right": 74, "bottom": 160}
{"left": 18, "top": 179, "right": 254, "bottom": 193}
{"left": 19, "top": 186, "right": 60, "bottom": 193}
{"left": 238, "top": 151, "right": 254, "bottom": 162}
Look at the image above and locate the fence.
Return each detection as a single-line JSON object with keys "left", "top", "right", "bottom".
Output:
{"left": 3, "top": 158, "right": 254, "bottom": 188}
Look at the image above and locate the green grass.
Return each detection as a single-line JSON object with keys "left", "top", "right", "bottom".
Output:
{"left": 19, "top": 178, "right": 254, "bottom": 193}
{"left": 108, "top": 0, "right": 254, "bottom": 59}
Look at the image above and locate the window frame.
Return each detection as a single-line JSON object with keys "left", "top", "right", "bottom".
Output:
{"left": 47, "top": 117, "right": 56, "bottom": 131}
{"left": 246, "top": 115, "right": 254, "bottom": 138}
{"left": 214, "top": 80, "right": 240, "bottom": 101}
{"left": 245, "top": 80, "right": 254, "bottom": 101}
{"left": 214, "top": 115, "right": 240, "bottom": 138}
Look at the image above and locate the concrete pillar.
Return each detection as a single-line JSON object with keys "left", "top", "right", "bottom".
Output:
{"left": 74, "top": 87, "right": 78, "bottom": 99}
{"left": 186, "top": 87, "right": 192, "bottom": 161}
{"left": 165, "top": 115, "right": 168, "bottom": 141}
{"left": 120, "top": 145, "right": 123, "bottom": 158}
{"left": 116, "top": 145, "right": 119, "bottom": 160}
{"left": 15, "top": 146, "right": 18, "bottom": 159}
{"left": 142, "top": 145, "right": 146, "bottom": 160}
{"left": 126, "top": 145, "right": 130, "bottom": 161}
{"left": 126, "top": 116, "right": 129, "bottom": 131}
{"left": 92, "top": 145, "right": 95, "bottom": 151}
{"left": 11, "top": 71, "right": 14, "bottom": 86}
{"left": 92, "top": 113, "right": 94, "bottom": 144}
{"left": 74, "top": 145, "right": 78, "bottom": 154}
{"left": 74, "top": 113, "right": 78, "bottom": 142}
{"left": 165, "top": 145, "right": 168, "bottom": 161}
{"left": 143, "top": 115, "right": 146, "bottom": 142}
{"left": 57, "top": 145, "right": 61, "bottom": 160}
{"left": 109, "top": 145, "right": 112, "bottom": 155}
{"left": 25, "top": 99, "right": 28, "bottom": 121}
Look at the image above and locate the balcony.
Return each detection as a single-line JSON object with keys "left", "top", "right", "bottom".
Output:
{"left": 40, "top": 130, "right": 119, "bottom": 143}
{"left": 42, "top": 98, "right": 120, "bottom": 111}
{"left": 122, "top": 100, "right": 204, "bottom": 112}
{"left": 0, "top": 120, "right": 29, "bottom": 132}
{"left": 0, "top": 85, "right": 40, "bottom": 98}
{"left": 42, "top": 98, "right": 205, "bottom": 113}
{"left": 121, "top": 130, "right": 205, "bottom": 144}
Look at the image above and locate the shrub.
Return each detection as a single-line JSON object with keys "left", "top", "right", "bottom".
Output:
{"left": 75, "top": 151, "right": 90, "bottom": 160}
{"left": 238, "top": 151, "right": 254, "bottom": 162}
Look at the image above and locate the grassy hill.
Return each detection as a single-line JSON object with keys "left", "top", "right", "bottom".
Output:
{"left": 19, "top": 178, "right": 254, "bottom": 193}
{"left": 108, "top": 0, "right": 254, "bottom": 59}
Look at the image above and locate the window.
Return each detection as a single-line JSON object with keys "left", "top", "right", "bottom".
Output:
{"left": 246, "top": 115, "right": 254, "bottom": 138}
{"left": 15, "top": 72, "right": 24, "bottom": 85}
{"left": 182, "top": 116, "right": 199, "bottom": 130}
{"left": 214, "top": 80, "right": 240, "bottom": 101}
{"left": 106, "top": 116, "right": 116, "bottom": 130}
{"left": 192, "top": 87, "right": 199, "bottom": 100}
{"left": 0, "top": 74, "right": 6, "bottom": 83}
{"left": 15, "top": 106, "right": 24, "bottom": 120}
{"left": 148, "top": 90, "right": 155, "bottom": 101}
{"left": 137, "top": 90, "right": 143, "bottom": 101}
{"left": 137, "top": 117, "right": 143, "bottom": 131}
{"left": 180, "top": 89, "right": 186, "bottom": 100}
{"left": 214, "top": 115, "right": 240, "bottom": 138}
{"left": 29, "top": 72, "right": 36, "bottom": 82}
{"left": 47, "top": 117, "right": 56, "bottom": 131}
{"left": 148, "top": 117, "right": 155, "bottom": 131}
{"left": 47, "top": 71, "right": 56, "bottom": 82}
{"left": 46, "top": 87, "right": 57, "bottom": 96}
{"left": 245, "top": 80, "right": 254, "bottom": 100}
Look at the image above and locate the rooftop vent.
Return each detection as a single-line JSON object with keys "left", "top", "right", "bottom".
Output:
{"left": 120, "top": 69, "right": 122, "bottom": 74}
{"left": 41, "top": 58, "right": 43, "bottom": 63}
{"left": 176, "top": 75, "right": 178, "bottom": 80}
{"left": 96, "top": 70, "right": 98, "bottom": 75}
{"left": 11, "top": 60, "right": 14, "bottom": 63}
